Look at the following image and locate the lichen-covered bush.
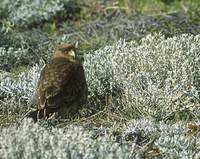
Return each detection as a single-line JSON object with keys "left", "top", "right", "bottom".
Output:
{"left": 154, "top": 122, "right": 199, "bottom": 159}
{"left": 0, "top": 65, "right": 41, "bottom": 111}
{"left": 84, "top": 34, "right": 200, "bottom": 119}
{"left": 0, "top": 47, "right": 33, "bottom": 70}
{"left": 0, "top": 118, "right": 200, "bottom": 159}
{"left": 0, "top": 34, "right": 200, "bottom": 158}
{"left": 124, "top": 118, "right": 200, "bottom": 159}
{"left": 0, "top": 0, "right": 68, "bottom": 29}
{"left": 0, "top": 34, "right": 199, "bottom": 118}
{"left": 0, "top": 119, "right": 131, "bottom": 159}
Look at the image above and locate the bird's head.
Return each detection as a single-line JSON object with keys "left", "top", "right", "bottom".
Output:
{"left": 53, "top": 42, "right": 79, "bottom": 60}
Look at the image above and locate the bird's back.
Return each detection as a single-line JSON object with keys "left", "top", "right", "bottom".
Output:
{"left": 37, "top": 57, "right": 88, "bottom": 118}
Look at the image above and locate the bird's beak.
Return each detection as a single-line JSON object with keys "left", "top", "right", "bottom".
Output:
{"left": 68, "top": 50, "right": 76, "bottom": 57}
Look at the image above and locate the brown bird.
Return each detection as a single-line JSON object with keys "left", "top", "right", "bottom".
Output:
{"left": 27, "top": 42, "right": 88, "bottom": 122}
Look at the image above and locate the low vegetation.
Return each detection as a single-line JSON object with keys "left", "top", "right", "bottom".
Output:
{"left": 0, "top": 0, "right": 199, "bottom": 158}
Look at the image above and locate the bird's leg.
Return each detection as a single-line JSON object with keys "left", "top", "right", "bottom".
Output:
{"left": 47, "top": 112, "right": 56, "bottom": 120}
{"left": 37, "top": 110, "right": 40, "bottom": 121}
{"left": 44, "top": 108, "right": 47, "bottom": 119}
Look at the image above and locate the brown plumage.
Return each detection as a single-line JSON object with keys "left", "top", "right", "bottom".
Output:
{"left": 27, "top": 42, "right": 88, "bottom": 122}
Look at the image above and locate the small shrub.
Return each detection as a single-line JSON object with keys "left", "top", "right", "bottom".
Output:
{"left": 84, "top": 34, "right": 200, "bottom": 119}
{"left": 0, "top": 0, "right": 68, "bottom": 30}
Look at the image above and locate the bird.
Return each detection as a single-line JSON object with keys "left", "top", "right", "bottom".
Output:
{"left": 26, "top": 42, "right": 88, "bottom": 122}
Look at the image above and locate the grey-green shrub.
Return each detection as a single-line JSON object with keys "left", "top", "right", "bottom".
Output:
{"left": 1, "top": 0, "right": 68, "bottom": 29}
{"left": 0, "top": 65, "right": 41, "bottom": 111}
{"left": 0, "top": 34, "right": 200, "bottom": 158}
{"left": 0, "top": 47, "right": 30, "bottom": 70}
{"left": 124, "top": 118, "right": 200, "bottom": 159}
{"left": 0, "top": 34, "right": 199, "bottom": 117}
{"left": 0, "top": 119, "right": 131, "bottom": 159}
{"left": 84, "top": 34, "right": 200, "bottom": 118}
{"left": 0, "top": 118, "right": 200, "bottom": 159}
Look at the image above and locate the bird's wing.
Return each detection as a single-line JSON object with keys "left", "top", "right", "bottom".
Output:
{"left": 37, "top": 58, "right": 80, "bottom": 109}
